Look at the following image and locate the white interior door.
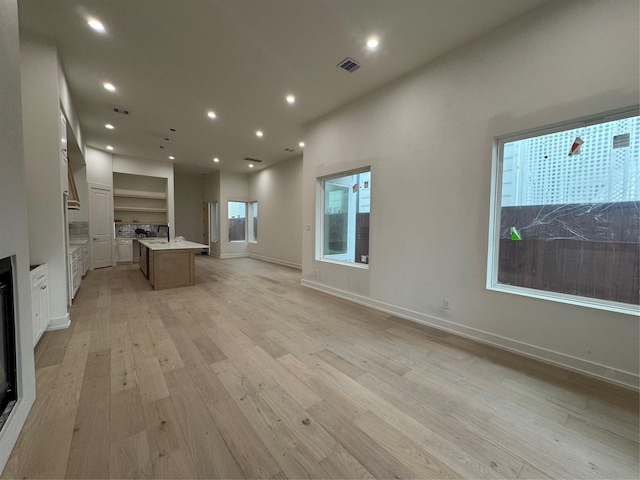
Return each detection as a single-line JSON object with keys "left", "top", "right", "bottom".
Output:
{"left": 89, "top": 184, "right": 113, "bottom": 269}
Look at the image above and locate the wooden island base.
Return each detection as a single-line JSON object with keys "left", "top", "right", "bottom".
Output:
{"left": 149, "top": 248, "right": 196, "bottom": 289}
{"left": 138, "top": 239, "right": 208, "bottom": 290}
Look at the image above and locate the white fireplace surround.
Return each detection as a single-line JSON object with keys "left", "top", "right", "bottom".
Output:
{"left": 0, "top": 0, "right": 37, "bottom": 471}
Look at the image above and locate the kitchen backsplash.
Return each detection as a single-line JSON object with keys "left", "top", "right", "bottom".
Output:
{"left": 68, "top": 221, "right": 89, "bottom": 241}
{"left": 115, "top": 223, "right": 166, "bottom": 238}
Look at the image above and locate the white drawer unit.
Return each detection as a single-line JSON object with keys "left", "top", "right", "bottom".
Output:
{"left": 116, "top": 238, "right": 133, "bottom": 264}
{"left": 69, "top": 245, "right": 82, "bottom": 301}
{"left": 30, "top": 264, "right": 49, "bottom": 346}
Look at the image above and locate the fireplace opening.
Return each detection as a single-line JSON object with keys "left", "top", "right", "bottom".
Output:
{"left": 0, "top": 257, "right": 18, "bottom": 431}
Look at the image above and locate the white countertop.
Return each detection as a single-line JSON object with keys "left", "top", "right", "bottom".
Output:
{"left": 138, "top": 239, "right": 209, "bottom": 251}
{"left": 69, "top": 244, "right": 83, "bottom": 255}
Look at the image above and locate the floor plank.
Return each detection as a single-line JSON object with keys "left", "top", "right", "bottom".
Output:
{"left": 2, "top": 257, "right": 637, "bottom": 479}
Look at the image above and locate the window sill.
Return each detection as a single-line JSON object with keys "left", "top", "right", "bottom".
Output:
{"left": 487, "top": 283, "right": 639, "bottom": 316}
{"left": 317, "top": 258, "right": 369, "bottom": 270}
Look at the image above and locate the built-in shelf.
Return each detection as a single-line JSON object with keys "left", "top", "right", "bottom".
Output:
{"left": 114, "top": 206, "right": 167, "bottom": 213}
{"left": 113, "top": 173, "right": 168, "bottom": 224}
{"left": 113, "top": 190, "right": 167, "bottom": 200}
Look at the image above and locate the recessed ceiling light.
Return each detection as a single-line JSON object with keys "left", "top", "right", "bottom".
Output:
{"left": 106, "top": 145, "right": 114, "bottom": 151}
{"left": 299, "top": 141, "right": 305, "bottom": 147}
{"left": 213, "top": 157, "right": 220, "bottom": 163}
{"left": 169, "top": 156, "right": 175, "bottom": 160}
{"left": 286, "top": 95, "right": 295, "bottom": 104}
{"left": 366, "top": 37, "right": 379, "bottom": 50}
{"left": 103, "top": 82, "right": 116, "bottom": 92}
{"left": 256, "top": 130, "right": 263, "bottom": 138}
{"left": 88, "top": 19, "right": 106, "bottom": 33}
{"left": 105, "top": 124, "right": 114, "bottom": 129}
{"left": 207, "top": 111, "right": 216, "bottom": 119}
{"left": 248, "top": 164, "right": 254, "bottom": 168}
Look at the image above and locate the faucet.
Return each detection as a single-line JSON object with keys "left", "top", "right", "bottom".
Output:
{"left": 157, "top": 224, "right": 170, "bottom": 242}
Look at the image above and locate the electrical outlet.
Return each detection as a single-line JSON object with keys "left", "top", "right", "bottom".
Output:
{"left": 443, "top": 299, "right": 450, "bottom": 310}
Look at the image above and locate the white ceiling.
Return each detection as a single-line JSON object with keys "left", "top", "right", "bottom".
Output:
{"left": 18, "top": 0, "right": 548, "bottom": 175}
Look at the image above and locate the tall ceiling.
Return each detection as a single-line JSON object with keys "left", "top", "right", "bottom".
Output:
{"left": 18, "top": 0, "right": 548, "bottom": 175}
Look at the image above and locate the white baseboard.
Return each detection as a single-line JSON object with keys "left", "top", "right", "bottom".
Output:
{"left": 301, "top": 279, "right": 639, "bottom": 391}
{"left": 46, "top": 313, "right": 70, "bottom": 331}
{"left": 249, "top": 254, "right": 302, "bottom": 270}
{"left": 219, "top": 253, "right": 249, "bottom": 259}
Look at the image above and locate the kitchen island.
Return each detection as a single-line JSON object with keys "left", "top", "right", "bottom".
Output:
{"left": 138, "top": 239, "right": 208, "bottom": 290}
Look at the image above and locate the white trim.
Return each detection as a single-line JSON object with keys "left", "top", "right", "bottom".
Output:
{"left": 301, "top": 279, "right": 639, "bottom": 391}
{"left": 46, "top": 312, "right": 70, "bottom": 331}
{"left": 489, "top": 284, "right": 639, "bottom": 316}
{"left": 487, "top": 106, "right": 640, "bottom": 314}
{"left": 219, "top": 253, "right": 249, "bottom": 259}
{"left": 0, "top": 396, "right": 34, "bottom": 470}
{"left": 249, "top": 254, "right": 301, "bottom": 270}
{"left": 316, "top": 258, "right": 369, "bottom": 269}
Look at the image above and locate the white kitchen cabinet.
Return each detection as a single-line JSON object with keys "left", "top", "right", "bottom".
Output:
{"left": 69, "top": 246, "right": 82, "bottom": 300}
{"left": 82, "top": 242, "right": 89, "bottom": 276}
{"left": 116, "top": 239, "right": 133, "bottom": 263}
{"left": 30, "top": 264, "right": 49, "bottom": 346}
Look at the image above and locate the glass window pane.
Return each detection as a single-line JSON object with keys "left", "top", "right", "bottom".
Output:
{"left": 321, "top": 169, "right": 370, "bottom": 264}
{"left": 496, "top": 113, "right": 640, "bottom": 305}
{"left": 228, "top": 201, "right": 246, "bottom": 242}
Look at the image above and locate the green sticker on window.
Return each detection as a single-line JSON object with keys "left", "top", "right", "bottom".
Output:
{"left": 510, "top": 227, "right": 522, "bottom": 241}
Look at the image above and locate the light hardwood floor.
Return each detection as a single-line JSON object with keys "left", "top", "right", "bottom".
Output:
{"left": 2, "top": 257, "right": 638, "bottom": 479}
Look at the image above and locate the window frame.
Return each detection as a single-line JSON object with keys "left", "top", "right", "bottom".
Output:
{"left": 487, "top": 106, "right": 639, "bottom": 315}
{"left": 316, "top": 167, "right": 371, "bottom": 269}
{"left": 209, "top": 201, "right": 219, "bottom": 243}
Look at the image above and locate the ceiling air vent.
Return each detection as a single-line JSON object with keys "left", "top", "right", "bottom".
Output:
{"left": 243, "top": 157, "right": 263, "bottom": 163}
{"left": 113, "top": 107, "right": 130, "bottom": 116}
{"left": 337, "top": 57, "right": 361, "bottom": 73}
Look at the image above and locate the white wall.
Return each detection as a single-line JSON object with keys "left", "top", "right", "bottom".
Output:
{"left": 0, "top": 0, "right": 36, "bottom": 470}
{"left": 174, "top": 174, "right": 205, "bottom": 243}
{"left": 302, "top": 0, "right": 640, "bottom": 388}
{"left": 248, "top": 156, "right": 303, "bottom": 268}
{"left": 86, "top": 147, "right": 113, "bottom": 186}
{"left": 20, "top": 34, "right": 69, "bottom": 328}
{"left": 112, "top": 154, "right": 175, "bottom": 237}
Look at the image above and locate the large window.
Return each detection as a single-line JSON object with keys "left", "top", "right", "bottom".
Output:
{"left": 489, "top": 109, "right": 639, "bottom": 312}
{"left": 248, "top": 201, "right": 258, "bottom": 243}
{"left": 228, "top": 201, "right": 246, "bottom": 242}
{"left": 319, "top": 169, "right": 371, "bottom": 265}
